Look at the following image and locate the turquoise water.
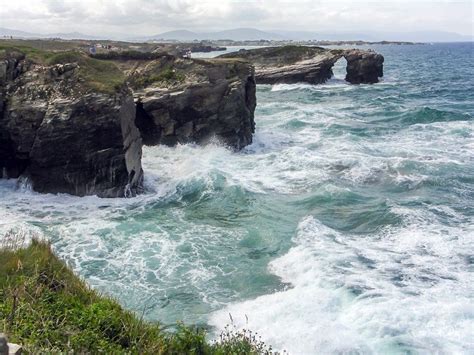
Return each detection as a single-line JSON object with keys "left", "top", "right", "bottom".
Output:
{"left": 1, "top": 43, "right": 473, "bottom": 353}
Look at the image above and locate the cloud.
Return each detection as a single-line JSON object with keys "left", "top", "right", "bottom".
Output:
{"left": 0, "top": 0, "right": 472, "bottom": 37}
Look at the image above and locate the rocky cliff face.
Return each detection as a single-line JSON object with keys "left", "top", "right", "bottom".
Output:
{"left": 220, "top": 46, "right": 384, "bottom": 85}
{"left": 0, "top": 51, "right": 28, "bottom": 177}
{"left": 344, "top": 49, "right": 384, "bottom": 84}
{"left": 131, "top": 56, "right": 256, "bottom": 150}
{"left": 0, "top": 47, "right": 257, "bottom": 197}
{"left": 0, "top": 50, "right": 143, "bottom": 197}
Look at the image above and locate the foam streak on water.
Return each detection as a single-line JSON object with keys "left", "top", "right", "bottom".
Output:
{"left": 1, "top": 43, "right": 473, "bottom": 353}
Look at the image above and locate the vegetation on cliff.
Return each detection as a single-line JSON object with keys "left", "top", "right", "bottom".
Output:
{"left": 91, "top": 50, "right": 166, "bottom": 61}
{"left": 219, "top": 45, "right": 327, "bottom": 66}
{"left": 0, "top": 43, "right": 125, "bottom": 93}
{"left": 0, "top": 236, "right": 272, "bottom": 354}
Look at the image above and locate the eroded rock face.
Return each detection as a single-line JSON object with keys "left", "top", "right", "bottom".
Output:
{"left": 344, "top": 49, "right": 384, "bottom": 84}
{"left": 0, "top": 51, "right": 29, "bottom": 177}
{"left": 0, "top": 52, "right": 143, "bottom": 197}
{"left": 220, "top": 46, "right": 337, "bottom": 85}
{"left": 132, "top": 57, "right": 256, "bottom": 150}
{"left": 0, "top": 49, "right": 257, "bottom": 197}
{"left": 220, "top": 46, "right": 384, "bottom": 85}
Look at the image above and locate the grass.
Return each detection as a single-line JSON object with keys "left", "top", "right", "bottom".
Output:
{"left": 0, "top": 44, "right": 125, "bottom": 93}
{"left": 0, "top": 39, "right": 81, "bottom": 52}
{"left": 264, "top": 45, "right": 323, "bottom": 56}
{"left": 149, "top": 67, "right": 185, "bottom": 83}
{"left": 220, "top": 45, "right": 328, "bottom": 65}
{"left": 0, "top": 233, "right": 273, "bottom": 354}
{"left": 0, "top": 43, "right": 54, "bottom": 63}
{"left": 131, "top": 65, "right": 186, "bottom": 89}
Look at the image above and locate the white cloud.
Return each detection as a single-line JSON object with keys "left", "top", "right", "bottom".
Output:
{"left": 0, "top": 0, "right": 472, "bottom": 37}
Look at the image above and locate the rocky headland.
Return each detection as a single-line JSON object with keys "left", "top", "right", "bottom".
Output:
{"left": 219, "top": 45, "right": 384, "bottom": 84}
{"left": 0, "top": 44, "right": 256, "bottom": 197}
{"left": 0, "top": 42, "right": 383, "bottom": 198}
{"left": 0, "top": 49, "right": 143, "bottom": 197}
{"left": 130, "top": 55, "right": 256, "bottom": 149}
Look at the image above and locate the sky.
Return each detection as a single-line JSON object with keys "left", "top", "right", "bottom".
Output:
{"left": 0, "top": 0, "right": 472, "bottom": 38}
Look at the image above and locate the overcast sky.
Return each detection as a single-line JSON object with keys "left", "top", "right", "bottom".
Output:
{"left": 0, "top": 0, "right": 472, "bottom": 37}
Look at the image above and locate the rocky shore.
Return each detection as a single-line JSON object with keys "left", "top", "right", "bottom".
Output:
{"left": 0, "top": 46, "right": 256, "bottom": 197}
{"left": 220, "top": 45, "right": 384, "bottom": 84}
{"left": 0, "top": 49, "right": 143, "bottom": 197}
{"left": 1, "top": 43, "right": 383, "bottom": 198}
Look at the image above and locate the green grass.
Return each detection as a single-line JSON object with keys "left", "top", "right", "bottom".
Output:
{"left": 150, "top": 67, "right": 185, "bottom": 83}
{"left": 0, "top": 43, "right": 54, "bottom": 63}
{"left": 264, "top": 45, "right": 320, "bottom": 56}
{"left": 46, "top": 51, "right": 126, "bottom": 93}
{"left": 131, "top": 65, "right": 186, "bottom": 89}
{"left": 0, "top": 236, "right": 273, "bottom": 354}
{"left": 0, "top": 44, "right": 125, "bottom": 93}
{"left": 220, "top": 45, "right": 327, "bottom": 64}
{"left": 0, "top": 39, "right": 81, "bottom": 52}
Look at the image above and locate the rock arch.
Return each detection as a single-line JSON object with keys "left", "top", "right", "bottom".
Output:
{"left": 0, "top": 52, "right": 256, "bottom": 197}
{"left": 220, "top": 46, "right": 385, "bottom": 85}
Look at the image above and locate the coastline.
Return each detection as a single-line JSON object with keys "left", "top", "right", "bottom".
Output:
{"left": 0, "top": 234, "right": 272, "bottom": 354}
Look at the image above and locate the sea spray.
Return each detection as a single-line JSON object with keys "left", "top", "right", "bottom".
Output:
{"left": 0, "top": 43, "right": 473, "bottom": 353}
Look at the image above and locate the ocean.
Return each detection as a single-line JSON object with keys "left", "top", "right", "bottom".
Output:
{"left": 1, "top": 43, "right": 473, "bottom": 354}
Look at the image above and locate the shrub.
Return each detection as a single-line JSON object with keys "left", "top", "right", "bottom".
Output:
{"left": 91, "top": 50, "right": 167, "bottom": 61}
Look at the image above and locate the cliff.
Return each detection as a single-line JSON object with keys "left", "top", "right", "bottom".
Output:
{"left": 131, "top": 56, "right": 256, "bottom": 149}
{"left": 0, "top": 49, "right": 143, "bottom": 197}
{"left": 219, "top": 45, "right": 384, "bottom": 84}
{"left": 0, "top": 45, "right": 256, "bottom": 197}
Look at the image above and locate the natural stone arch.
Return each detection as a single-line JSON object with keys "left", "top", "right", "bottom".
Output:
{"left": 331, "top": 55, "right": 348, "bottom": 81}
{"left": 220, "top": 46, "right": 385, "bottom": 85}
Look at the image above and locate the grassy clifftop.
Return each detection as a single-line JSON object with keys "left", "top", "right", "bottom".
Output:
{"left": 0, "top": 238, "right": 272, "bottom": 354}
{"left": 0, "top": 43, "right": 125, "bottom": 94}
{"left": 219, "top": 45, "right": 328, "bottom": 66}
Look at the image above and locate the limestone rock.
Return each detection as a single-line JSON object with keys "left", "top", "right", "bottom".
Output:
{"left": 0, "top": 51, "right": 143, "bottom": 197}
{"left": 220, "top": 45, "right": 384, "bottom": 85}
{"left": 344, "top": 49, "right": 384, "bottom": 84}
{"left": 132, "top": 57, "right": 256, "bottom": 150}
{"left": 7, "top": 343, "right": 22, "bottom": 355}
{"left": 1, "top": 48, "right": 257, "bottom": 197}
